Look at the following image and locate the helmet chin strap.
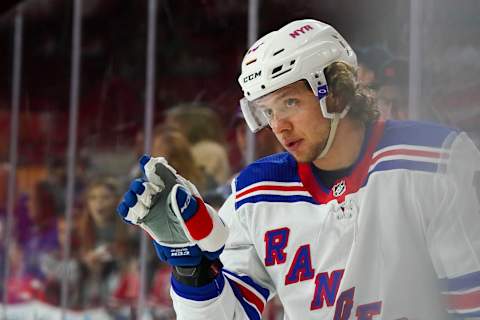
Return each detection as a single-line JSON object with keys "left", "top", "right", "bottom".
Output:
{"left": 316, "top": 114, "right": 340, "bottom": 159}
{"left": 315, "top": 102, "right": 350, "bottom": 160}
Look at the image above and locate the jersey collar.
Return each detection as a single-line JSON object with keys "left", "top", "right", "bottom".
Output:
{"left": 297, "top": 120, "right": 385, "bottom": 204}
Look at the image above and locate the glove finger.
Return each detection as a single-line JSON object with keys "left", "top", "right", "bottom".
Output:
{"left": 116, "top": 201, "right": 130, "bottom": 219}
{"left": 116, "top": 184, "right": 153, "bottom": 223}
{"left": 135, "top": 181, "right": 161, "bottom": 208}
{"left": 116, "top": 190, "right": 139, "bottom": 219}
{"left": 139, "top": 154, "right": 151, "bottom": 175}
{"left": 129, "top": 178, "right": 146, "bottom": 194}
{"left": 140, "top": 154, "right": 178, "bottom": 188}
{"left": 124, "top": 198, "right": 149, "bottom": 224}
{"left": 140, "top": 154, "right": 164, "bottom": 186}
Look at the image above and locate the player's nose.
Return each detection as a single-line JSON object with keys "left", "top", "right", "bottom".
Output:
{"left": 270, "top": 116, "right": 292, "bottom": 134}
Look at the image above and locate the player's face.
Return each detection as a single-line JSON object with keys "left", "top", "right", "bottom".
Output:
{"left": 254, "top": 81, "right": 331, "bottom": 162}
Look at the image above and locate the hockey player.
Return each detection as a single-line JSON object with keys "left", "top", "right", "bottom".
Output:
{"left": 117, "top": 19, "right": 480, "bottom": 319}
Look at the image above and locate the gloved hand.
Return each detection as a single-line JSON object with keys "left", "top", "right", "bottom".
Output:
{"left": 117, "top": 155, "right": 228, "bottom": 267}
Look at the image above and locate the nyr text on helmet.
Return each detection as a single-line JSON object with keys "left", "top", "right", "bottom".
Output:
{"left": 289, "top": 24, "right": 314, "bottom": 39}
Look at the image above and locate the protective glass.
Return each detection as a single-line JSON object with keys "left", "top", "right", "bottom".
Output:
{"left": 240, "top": 92, "right": 306, "bottom": 132}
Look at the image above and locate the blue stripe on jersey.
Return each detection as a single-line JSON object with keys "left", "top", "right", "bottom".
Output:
{"left": 371, "top": 159, "right": 439, "bottom": 175}
{"left": 170, "top": 272, "right": 225, "bottom": 301}
{"left": 440, "top": 270, "right": 480, "bottom": 292}
{"left": 451, "top": 310, "right": 480, "bottom": 318}
{"left": 363, "top": 159, "right": 440, "bottom": 188}
{"left": 223, "top": 269, "right": 270, "bottom": 301}
{"left": 377, "top": 120, "right": 457, "bottom": 150}
{"left": 235, "top": 194, "right": 317, "bottom": 210}
{"left": 236, "top": 152, "right": 300, "bottom": 192}
{"left": 225, "top": 277, "right": 261, "bottom": 320}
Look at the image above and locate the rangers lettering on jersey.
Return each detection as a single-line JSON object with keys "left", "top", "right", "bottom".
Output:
{"left": 265, "top": 227, "right": 384, "bottom": 317}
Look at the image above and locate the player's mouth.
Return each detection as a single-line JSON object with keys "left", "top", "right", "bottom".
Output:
{"left": 285, "top": 139, "right": 303, "bottom": 152}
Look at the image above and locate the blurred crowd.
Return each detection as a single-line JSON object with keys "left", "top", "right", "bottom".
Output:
{"left": 0, "top": 98, "right": 285, "bottom": 318}
{"left": 0, "top": 47, "right": 473, "bottom": 320}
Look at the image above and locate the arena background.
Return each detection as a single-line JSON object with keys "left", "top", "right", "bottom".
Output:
{"left": 0, "top": 0, "right": 479, "bottom": 319}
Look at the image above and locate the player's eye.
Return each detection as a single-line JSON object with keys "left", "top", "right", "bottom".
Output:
{"left": 262, "top": 108, "right": 274, "bottom": 119}
{"left": 284, "top": 98, "right": 299, "bottom": 108}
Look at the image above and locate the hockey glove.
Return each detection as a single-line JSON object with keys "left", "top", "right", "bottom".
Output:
{"left": 117, "top": 155, "right": 228, "bottom": 267}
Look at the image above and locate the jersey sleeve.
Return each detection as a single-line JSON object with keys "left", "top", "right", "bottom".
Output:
{"left": 170, "top": 184, "right": 276, "bottom": 320}
{"left": 421, "top": 132, "right": 480, "bottom": 317}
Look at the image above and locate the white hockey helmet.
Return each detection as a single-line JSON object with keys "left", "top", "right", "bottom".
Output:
{"left": 238, "top": 19, "right": 357, "bottom": 133}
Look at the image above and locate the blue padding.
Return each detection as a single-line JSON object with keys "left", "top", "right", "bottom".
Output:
{"left": 124, "top": 190, "right": 138, "bottom": 207}
{"left": 139, "top": 154, "right": 151, "bottom": 176}
{"left": 171, "top": 272, "right": 225, "bottom": 301}
{"left": 116, "top": 202, "right": 129, "bottom": 218}
{"left": 175, "top": 186, "right": 198, "bottom": 221}
{"left": 129, "top": 178, "right": 145, "bottom": 195}
{"left": 152, "top": 240, "right": 203, "bottom": 266}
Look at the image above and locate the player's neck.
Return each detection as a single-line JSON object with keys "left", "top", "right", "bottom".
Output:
{"left": 312, "top": 118, "right": 366, "bottom": 171}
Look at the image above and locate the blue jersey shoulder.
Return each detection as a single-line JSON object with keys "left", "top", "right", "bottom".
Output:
{"left": 377, "top": 120, "right": 459, "bottom": 150}
{"left": 235, "top": 152, "right": 300, "bottom": 192}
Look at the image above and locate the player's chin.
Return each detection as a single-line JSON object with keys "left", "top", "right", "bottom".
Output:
{"left": 289, "top": 150, "right": 315, "bottom": 163}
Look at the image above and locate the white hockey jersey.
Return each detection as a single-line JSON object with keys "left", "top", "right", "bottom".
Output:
{"left": 170, "top": 120, "right": 480, "bottom": 319}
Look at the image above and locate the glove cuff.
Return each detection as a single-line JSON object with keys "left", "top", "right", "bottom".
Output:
{"left": 172, "top": 256, "right": 223, "bottom": 287}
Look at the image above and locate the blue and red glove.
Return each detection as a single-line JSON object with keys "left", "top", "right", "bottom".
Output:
{"left": 117, "top": 155, "right": 228, "bottom": 267}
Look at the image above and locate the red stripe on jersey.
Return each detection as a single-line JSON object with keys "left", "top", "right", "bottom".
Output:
{"left": 298, "top": 121, "right": 385, "bottom": 204}
{"left": 235, "top": 281, "right": 265, "bottom": 314}
{"left": 236, "top": 185, "right": 307, "bottom": 199}
{"left": 184, "top": 196, "right": 213, "bottom": 240}
{"left": 371, "top": 148, "right": 445, "bottom": 164}
{"left": 445, "top": 289, "right": 480, "bottom": 310}
{"left": 297, "top": 163, "right": 325, "bottom": 203}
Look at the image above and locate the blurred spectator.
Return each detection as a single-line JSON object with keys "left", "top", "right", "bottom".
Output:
{"left": 31, "top": 156, "right": 89, "bottom": 226}
{"left": 40, "top": 214, "right": 82, "bottom": 308}
{"left": 355, "top": 46, "right": 391, "bottom": 89}
{"left": 77, "top": 178, "right": 136, "bottom": 308}
{"left": 377, "top": 59, "right": 409, "bottom": 120}
{"left": 0, "top": 164, "right": 32, "bottom": 244}
{"left": 4, "top": 241, "right": 46, "bottom": 304}
{"left": 151, "top": 124, "right": 207, "bottom": 194}
{"left": 0, "top": 164, "right": 54, "bottom": 283}
{"left": 149, "top": 263, "right": 176, "bottom": 320}
{"left": 164, "top": 103, "right": 231, "bottom": 188}
{"left": 110, "top": 257, "right": 140, "bottom": 309}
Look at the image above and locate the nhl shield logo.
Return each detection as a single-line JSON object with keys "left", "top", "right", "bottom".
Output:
{"left": 333, "top": 180, "right": 346, "bottom": 197}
